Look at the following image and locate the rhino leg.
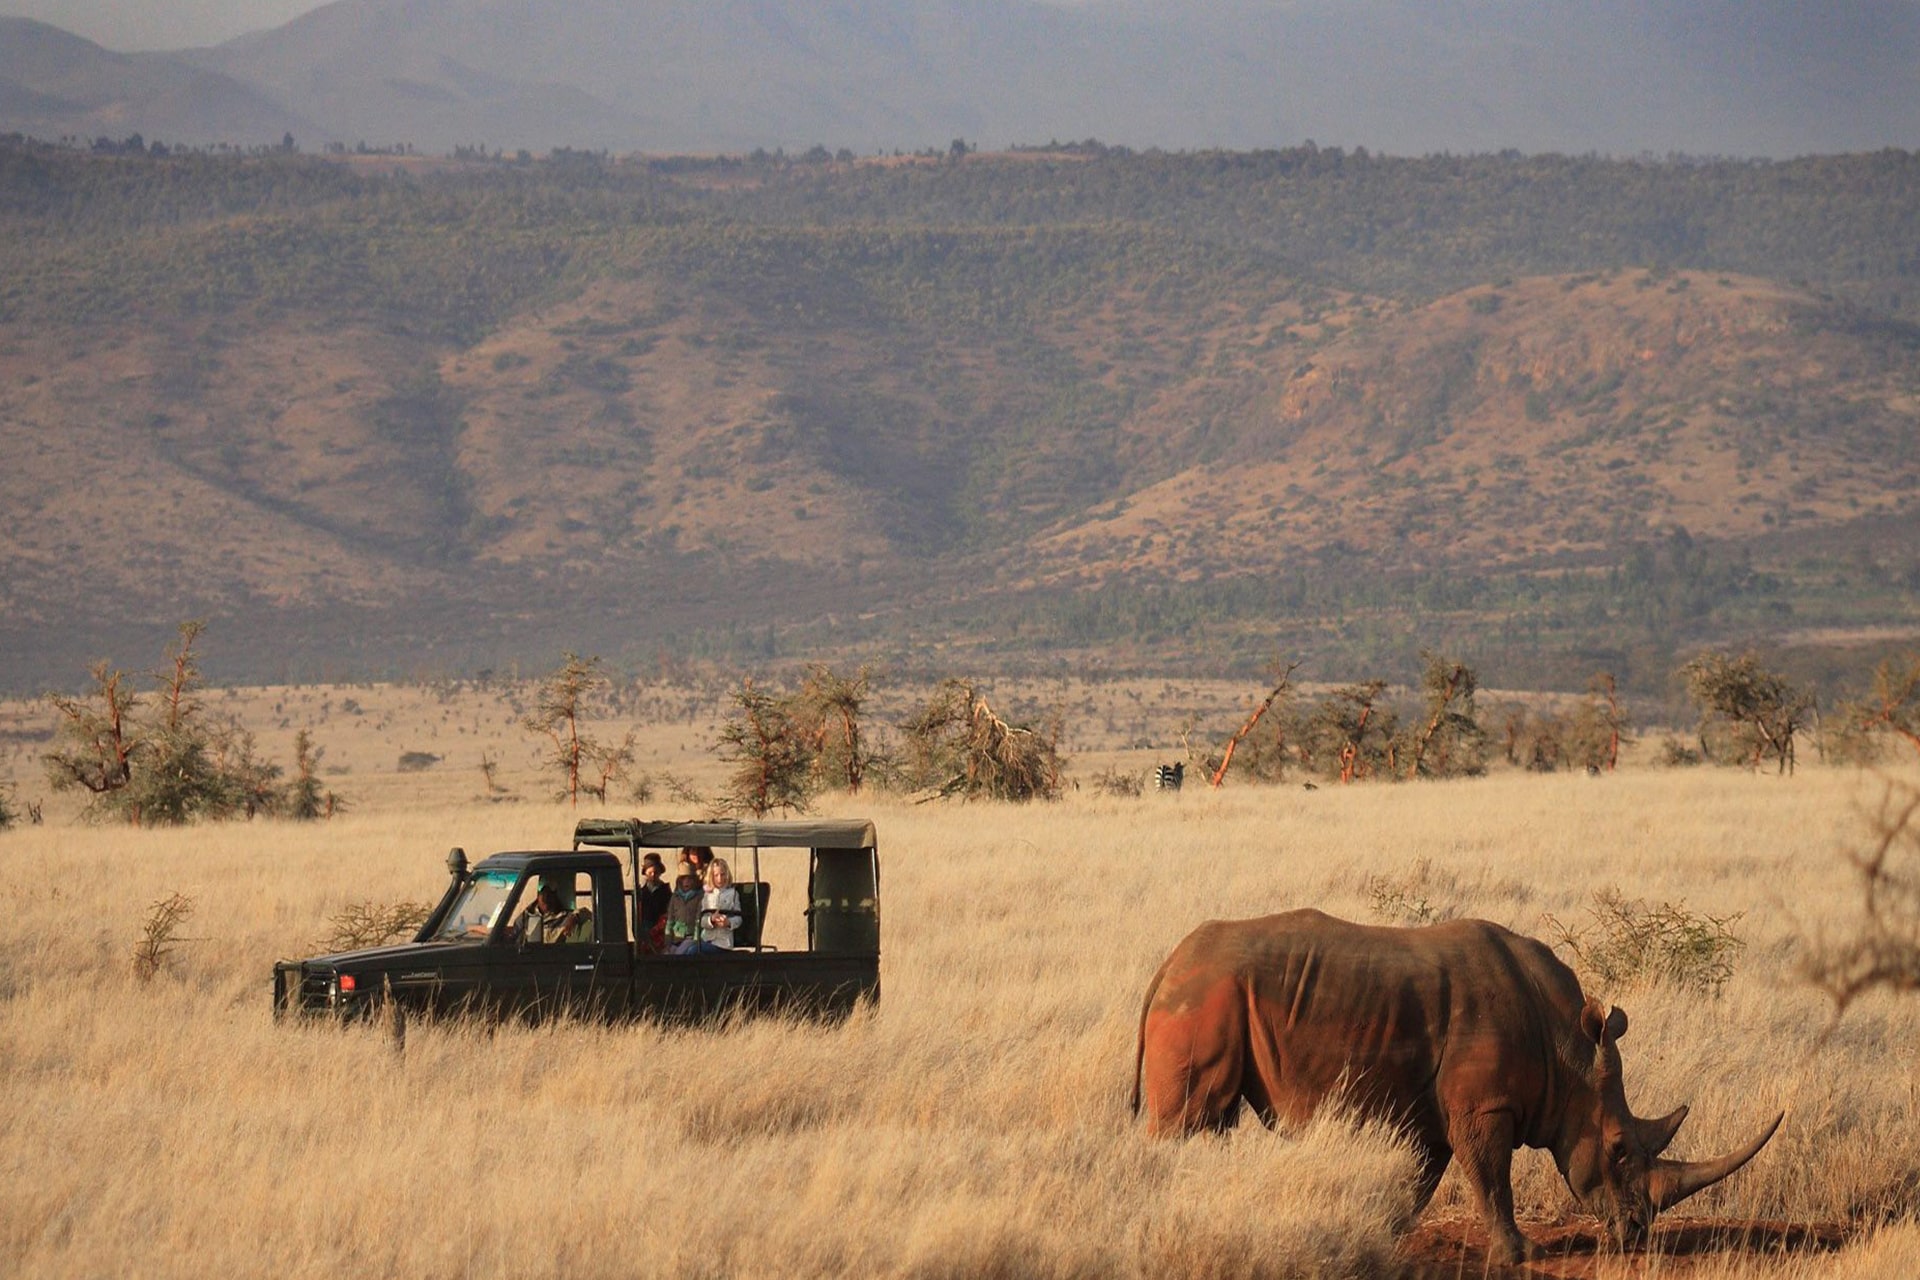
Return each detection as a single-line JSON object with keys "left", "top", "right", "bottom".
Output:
{"left": 1409, "top": 1134, "right": 1452, "bottom": 1217}
{"left": 1140, "top": 978, "right": 1247, "bottom": 1135}
{"left": 1449, "top": 1110, "right": 1531, "bottom": 1266}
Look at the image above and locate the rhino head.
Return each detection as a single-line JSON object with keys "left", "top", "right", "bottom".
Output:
{"left": 1557, "top": 1002, "right": 1783, "bottom": 1250}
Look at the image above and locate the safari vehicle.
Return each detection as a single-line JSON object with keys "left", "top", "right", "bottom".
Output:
{"left": 273, "top": 818, "right": 880, "bottom": 1022}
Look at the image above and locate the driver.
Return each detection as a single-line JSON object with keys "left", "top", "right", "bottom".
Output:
{"left": 517, "top": 878, "right": 592, "bottom": 945}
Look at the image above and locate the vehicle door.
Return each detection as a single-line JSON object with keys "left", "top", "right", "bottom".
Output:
{"left": 509, "top": 867, "right": 623, "bottom": 1018}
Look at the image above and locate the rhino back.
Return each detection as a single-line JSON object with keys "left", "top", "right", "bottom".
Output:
{"left": 1163, "top": 909, "right": 1584, "bottom": 1126}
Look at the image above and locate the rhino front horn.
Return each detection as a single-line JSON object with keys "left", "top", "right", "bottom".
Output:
{"left": 1649, "top": 1112, "right": 1784, "bottom": 1211}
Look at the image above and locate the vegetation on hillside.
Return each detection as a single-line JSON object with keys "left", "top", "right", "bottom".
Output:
{"left": 5, "top": 137, "right": 1920, "bottom": 691}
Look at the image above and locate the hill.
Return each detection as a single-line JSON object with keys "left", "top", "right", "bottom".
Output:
{"left": 0, "top": 17, "right": 318, "bottom": 147}
{"left": 1, "top": 141, "right": 1917, "bottom": 692}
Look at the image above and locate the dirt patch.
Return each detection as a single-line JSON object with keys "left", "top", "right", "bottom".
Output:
{"left": 1398, "top": 1215, "right": 1850, "bottom": 1278}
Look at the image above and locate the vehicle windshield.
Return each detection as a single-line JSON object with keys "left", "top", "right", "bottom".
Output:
{"left": 428, "top": 869, "right": 520, "bottom": 942}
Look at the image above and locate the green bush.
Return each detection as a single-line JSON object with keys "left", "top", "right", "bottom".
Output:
{"left": 1547, "top": 889, "right": 1744, "bottom": 996}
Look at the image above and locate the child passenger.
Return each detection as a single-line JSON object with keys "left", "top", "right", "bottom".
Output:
{"left": 664, "top": 868, "right": 703, "bottom": 952}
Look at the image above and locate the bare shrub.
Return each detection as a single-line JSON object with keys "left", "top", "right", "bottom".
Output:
{"left": 316, "top": 900, "right": 432, "bottom": 954}
{"left": 131, "top": 891, "right": 196, "bottom": 983}
{"left": 0, "top": 782, "right": 15, "bottom": 832}
{"left": 1546, "top": 888, "right": 1745, "bottom": 996}
{"left": 1801, "top": 780, "right": 1920, "bottom": 1016}
{"left": 1363, "top": 867, "right": 1443, "bottom": 926}
{"left": 1089, "top": 766, "right": 1143, "bottom": 798}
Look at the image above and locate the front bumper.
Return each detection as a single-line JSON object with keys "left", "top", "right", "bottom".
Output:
{"left": 272, "top": 961, "right": 354, "bottom": 1019}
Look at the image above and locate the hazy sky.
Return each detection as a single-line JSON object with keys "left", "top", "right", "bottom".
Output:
{"left": 1, "top": 0, "right": 326, "bottom": 48}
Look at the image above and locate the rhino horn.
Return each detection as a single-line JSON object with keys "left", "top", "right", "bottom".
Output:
{"left": 1634, "top": 1104, "right": 1688, "bottom": 1157}
{"left": 1649, "top": 1112, "right": 1783, "bottom": 1211}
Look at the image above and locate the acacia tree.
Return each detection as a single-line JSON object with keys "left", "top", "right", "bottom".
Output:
{"left": 1403, "top": 652, "right": 1485, "bottom": 779}
{"left": 1209, "top": 661, "right": 1299, "bottom": 788}
{"left": 716, "top": 678, "right": 815, "bottom": 816}
{"left": 1299, "top": 680, "right": 1397, "bottom": 783}
{"left": 125, "top": 622, "right": 248, "bottom": 825}
{"left": 522, "top": 652, "right": 631, "bottom": 806}
{"left": 1680, "top": 651, "right": 1812, "bottom": 774}
{"left": 1568, "top": 671, "right": 1631, "bottom": 772}
{"left": 1836, "top": 654, "right": 1920, "bottom": 761}
{"left": 792, "top": 664, "right": 885, "bottom": 795}
{"left": 284, "top": 728, "right": 341, "bottom": 820}
{"left": 45, "top": 662, "right": 142, "bottom": 816}
{"left": 44, "top": 622, "right": 331, "bottom": 824}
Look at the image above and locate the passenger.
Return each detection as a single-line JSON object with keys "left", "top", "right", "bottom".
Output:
{"left": 681, "top": 846, "right": 714, "bottom": 883}
{"left": 517, "top": 878, "right": 591, "bottom": 945}
{"left": 672, "top": 858, "right": 743, "bottom": 955}
{"left": 664, "top": 870, "right": 704, "bottom": 952}
{"left": 636, "top": 853, "right": 671, "bottom": 953}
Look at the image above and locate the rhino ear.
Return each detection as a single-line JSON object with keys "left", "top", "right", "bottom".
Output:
{"left": 1579, "top": 1002, "right": 1607, "bottom": 1044}
{"left": 1605, "top": 1006, "right": 1629, "bottom": 1042}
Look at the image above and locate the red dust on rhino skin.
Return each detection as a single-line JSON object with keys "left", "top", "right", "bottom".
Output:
{"left": 1132, "top": 909, "right": 1782, "bottom": 1266}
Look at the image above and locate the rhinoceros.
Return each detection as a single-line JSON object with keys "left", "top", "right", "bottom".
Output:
{"left": 1132, "top": 910, "right": 1781, "bottom": 1263}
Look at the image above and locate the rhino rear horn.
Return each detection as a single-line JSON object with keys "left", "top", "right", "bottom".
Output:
{"left": 1649, "top": 1112, "right": 1784, "bottom": 1211}
{"left": 1634, "top": 1104, "right": 1688, "bottom": 1158}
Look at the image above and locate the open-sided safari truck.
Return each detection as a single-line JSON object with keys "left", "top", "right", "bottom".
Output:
{"left": 273, "top": 818, "right": 879, "bottom": 1022}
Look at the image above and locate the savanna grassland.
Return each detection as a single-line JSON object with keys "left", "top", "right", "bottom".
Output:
{"left": 4, "top": 679, "right": 1920, "bottom": 1279}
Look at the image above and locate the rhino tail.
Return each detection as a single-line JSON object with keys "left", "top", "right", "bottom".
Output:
{"left": 1131, "top": 955, "right": 1173, "bottom": 1117}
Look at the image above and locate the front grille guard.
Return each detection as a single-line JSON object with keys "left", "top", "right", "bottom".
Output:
{"left": 273, "top": 961, "right": 336, "bottom": 1018}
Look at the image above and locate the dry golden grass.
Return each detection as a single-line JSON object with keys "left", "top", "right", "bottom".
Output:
{"left": 4, "top": 687, "right": 1920, "bottom": 1277}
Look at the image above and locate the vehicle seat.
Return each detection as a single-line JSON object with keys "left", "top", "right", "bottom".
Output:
{"left": 733, "top": 882, "right": 770, "bottom": 950}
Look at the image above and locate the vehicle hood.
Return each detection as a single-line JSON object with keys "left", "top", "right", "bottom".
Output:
{"left": 305, "top": 940, "right": 488, "bottom": 969}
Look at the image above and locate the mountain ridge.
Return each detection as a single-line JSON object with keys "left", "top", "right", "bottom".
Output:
{"left": 4, "top": 1, "right": 1918, "bottom": 155}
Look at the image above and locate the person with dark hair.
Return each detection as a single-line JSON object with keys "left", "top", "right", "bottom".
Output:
{"left": 636, "top": 852, "right": 671, "bottom": 952}
{"left": 681, "top": 846, "right": 714, "bottom": 881}
{"left": 517, "top": 877, "right": 591, "bottom": 945}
